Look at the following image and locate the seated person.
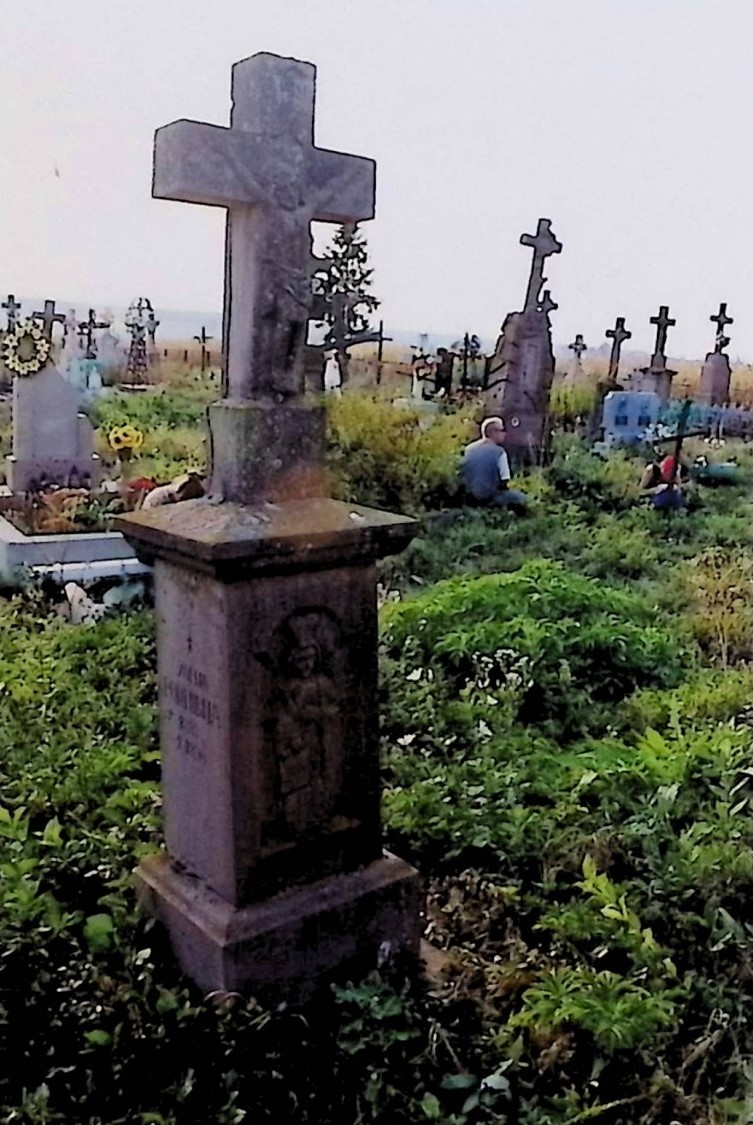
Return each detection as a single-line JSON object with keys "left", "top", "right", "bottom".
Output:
{"left": 460, "top": 417, "right": 528, "bottom": 512}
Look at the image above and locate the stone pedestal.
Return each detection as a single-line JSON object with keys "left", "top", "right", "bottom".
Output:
{"left": 485, "top": 309, "right": 555, "bottom": 464}
{"left": 698, "top": 351, "right": 731, "bottom": 406}
{"left": 117, "top": 497, "right": 422, "bottom": 998}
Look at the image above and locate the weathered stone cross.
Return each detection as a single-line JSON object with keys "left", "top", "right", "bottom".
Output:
{"left": 32, "top": 299, "right": 66, "bottom": 343}
{"left": 78, "top": 308, "right": 108, "bottom": 359}
{"left": 153, "top": 52, "right": 375, "bottom": 402}
{"left": 520, "top": 218, "right": 562, "bottom": 314}
{"left": 569, "top": 333, "right": 587, "bottom": 360}
{"left": 649, "top": 305, "right": 675, "bottom": 368}
{"left": 2, "top": 294, "right": 21, "bottom": 331}
{"left": 605, "top": 316, "right": 631, "bottom": 383}
{"left": 710, "top": 302, "right": 733, "bottom": 353}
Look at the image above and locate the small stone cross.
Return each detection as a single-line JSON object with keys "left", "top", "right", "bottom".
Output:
{"left": 32, "top": 299, "right": 66, "bottom": 343}
{"left": 649, "top": 305, "right": 675, "bottom": 368}
{"left": 520, "top": 218, "right": 562, "bottom": 314}
{"left": 710, "top": 302, "right": 733, "bottom": 353}
{"left": 78, "top": 309, "right": 109, "bottom": 359}
{"left": 153, "top": 52, "right": 375, "bottom": 401}
{"left": 194, "top": 325, "right": 214, "bottom": 371}
{"left": 146, "top": 310, "right": 160, "bottom": 343}
{"left": 605, "top": 316, "right": 631, "bottom": 383}
{"left": 2, "top": 294, "right": 21, "bottom": 331}
{"left": 569, "top": 334, "right": 587, "bottom": 360}
{"left": 537, "top": 290, "right": 558, "bottom": 318}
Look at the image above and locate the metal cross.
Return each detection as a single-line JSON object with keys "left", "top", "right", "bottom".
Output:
{"left": 569, "top": 334, "right": 587, "bottom": 359}
{"left": 194, "top": 326, "right": 215, "bottom": 372}
{"left": 31, "top": 299, "right": 66, "bottom": 342}
{"left": 710, "top": 302, "right": 733, "bottom": 353}
{"left": 152, "top": 52, "right": 375, "bottom": 400}
{"left": 520, "top": 218, "right": 562, "bottom": 314}
{"left": 605, "top": 317, "right": 631, "bottom": 383}
{"left": 649, "top": 305, "right": 676, "bottom": 366}
{"left": 2, "top": 294, "right": 21, "bottom": 331}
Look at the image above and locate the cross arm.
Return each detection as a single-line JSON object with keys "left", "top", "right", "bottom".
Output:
{"left": 153, "top": 119, "right": 271, "bottom": 207}
{"left": 307, "top": 147, "right": 376, "bottom": 223}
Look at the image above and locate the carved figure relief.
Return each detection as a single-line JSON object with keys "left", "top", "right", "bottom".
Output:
{"left": 261, "top": 607, "right": 345, "bottom": 840}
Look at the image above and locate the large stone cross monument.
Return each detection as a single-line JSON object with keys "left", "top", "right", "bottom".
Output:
{"left": 484, "top": 218, "right": 562, "bottom": 464}
{"left": 117, "top": 53, "right": 421, "bottom": 1000}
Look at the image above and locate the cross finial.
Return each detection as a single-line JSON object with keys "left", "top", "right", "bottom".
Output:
{"left": 649, "top": 305, "right": 676, "bottom": 369}
{"left": 605, "top": 316, "right": 631, "bottom": 383}
{"left": 31, "top": 299, "right": 66, "bottom": 343}
{"left": 152, "top": 52, "right": 375, "bottom": 403}
{"left": 710, "top": 302, "right": 733, "bottom": 353}
{"left": 520, "top": 218, "right": 562, "bottom": 313}
{"left": 569, "top": 334, "right": 587, "bottom": 359}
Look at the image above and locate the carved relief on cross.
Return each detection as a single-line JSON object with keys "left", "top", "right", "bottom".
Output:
{"left": 710, "top": 302, "right": 733, "bottom": 353}
{"left": 649, "top": 305, "right": 675, "bottom": 369}
{"left": 605, "top": 317, "right": 631, "bottom": 383}
{"left": 520, "top": 218, "right": 562, "bottom": 314}
{"left": 152, "top": 52, "right": 375, "bottom": 402}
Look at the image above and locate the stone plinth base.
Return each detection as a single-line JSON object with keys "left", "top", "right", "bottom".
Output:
{"left": 136, "top": 851, "right": 423, "bottom": 1000}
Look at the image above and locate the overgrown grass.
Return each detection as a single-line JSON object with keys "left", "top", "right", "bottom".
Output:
{"left": 4, "top": 417, "right": 753, "bottom": 1122}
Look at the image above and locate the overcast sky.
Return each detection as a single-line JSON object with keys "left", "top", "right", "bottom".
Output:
{"left": 2, "top": 0, "right": 753, "bottom": 359}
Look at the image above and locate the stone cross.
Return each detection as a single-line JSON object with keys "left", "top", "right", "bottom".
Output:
{"left": 2, "top": 294, "right": 21, "bottom": 331}
{"left": 606, "top": 316, "right": 631, "bottom": 383}
{"left": 520, "top": 219, "right": 562, "bottom": 314}
{"left": 146, "top": 310, "right": 160, "bottom": 344}
{"left": 32, "top": 299, "right": 66, "bottom": 343}
{"left": 569, "top": 334, "right": 587, "bottom": 359}
{"left": 78, "top": 309, "right": 108, "bottom": 359}
{"left": 649, "top": 305, "right": 675, "bottom": 368}
{"left": 537, "top": 290, "right": 558, "bottom": 318}
{"left": 152, "top": 52, "right": 375, "bottom": 401}
{"left": 711, "top": 302, "right": 733, "bottom": 353}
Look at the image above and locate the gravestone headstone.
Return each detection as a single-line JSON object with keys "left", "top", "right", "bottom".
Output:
{"left": 118, "top": 52, "right": 421, "bottom": 1001}
{"left": 3, "top": 306, "right": 101, "bottom": 491}
{"left": 698, "top": 302, "right": 733, "bottom": 405}
{"left": 484, "top": 219, "right": 561, "bottom": 464}
{"left": 601, "top": 390, "right": 660, "bottom": 448}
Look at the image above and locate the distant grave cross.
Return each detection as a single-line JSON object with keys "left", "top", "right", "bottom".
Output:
{"left": 569, "top": 334, "right": 587, "bottom": 360}
{"left": 32, "top": 299, "right": 66, "bottom": 342}
{"left": 537, "top": 290, "right": 558, "bottom": 318}
{"left": 2, "top": 294, "right": 21, "bottom": 331}
{"left": 605, "top": 316, "right": 631, "bottom": 383}
{"left": 710, "top": 302, "right": 733, "bottom": 353}
{"left": 78, "top": 309, "right": 108, "bottom": 359}
{"left": 194, "top": 325, "right": 214, "bottom": 371}
{"left": 146, "top": 310, "right": 160, "bottom": 343}
{"left": 520, "top": 218, "right": 562, "bottom": 313}
{"left": 649, "top": 305, "right": 675, "bottom": 366}
{"left": 152, "top": 52, "right": 375, "bottom": 401}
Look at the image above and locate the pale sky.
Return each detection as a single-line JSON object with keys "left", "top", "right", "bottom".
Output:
{"left": 2, "top": 0, "right": 753, "bottom": 359}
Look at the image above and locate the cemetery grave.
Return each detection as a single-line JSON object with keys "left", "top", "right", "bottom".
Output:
{"left": 8, "top": 40, "right": 753, "bottom": 1125}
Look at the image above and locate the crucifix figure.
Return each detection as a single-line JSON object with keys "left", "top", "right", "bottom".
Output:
{"left": 710, "top": 302, "right": 733, "bottom": 353}
{"left": 520, "top": 219, "right": 562, "bottom": 314}
{"left": 78, "top": 309, "right": 108, "bottom": 359}
{"left": 32, "top": 299, "right": 66, "bottom": 343}
{"left": 2, "top": 295, "right": 21, "bottom": 332}
{"left": 153, "top": 52, "right": 375, "bottom": 402}
{"left": 649, "top": 305, "right": 676, "bottom": 369}
{"left": 605, "top": 317, "right": 631, "bottom": 384}
{"left": 569, "top": 334, "right": 587, "bottom": 360}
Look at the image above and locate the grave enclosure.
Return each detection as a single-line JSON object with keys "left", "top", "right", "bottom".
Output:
{"left": 118, "top": 52, "right": 423, "bottom": 999}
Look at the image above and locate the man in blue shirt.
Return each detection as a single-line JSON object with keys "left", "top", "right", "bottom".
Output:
{"left": 460, "top": 417, "right": 528, "bottom": 512}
